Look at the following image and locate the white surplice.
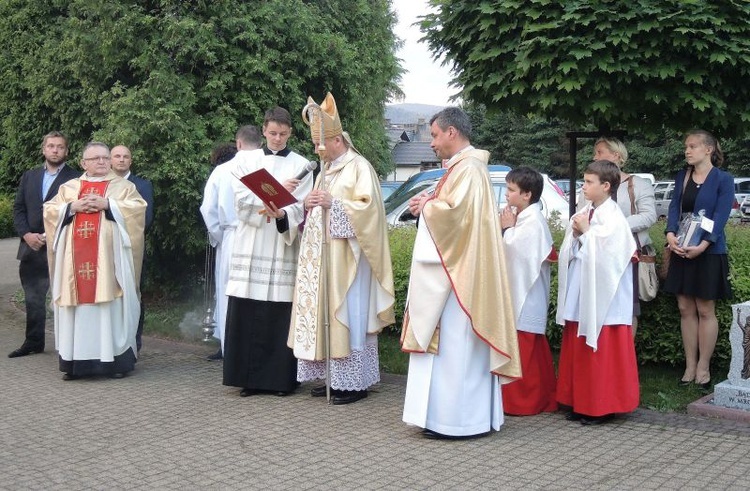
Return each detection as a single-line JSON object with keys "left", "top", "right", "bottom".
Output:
{"left": 200, "top": 149, "right": 262, "bottom": 348}
{"left": 556, "top": 198, "right": 636, "bottom": 349}
{"left": 503, "top": 203, "right": 552, "bottom": 334}
{"left": 225, "top": 150, "right": 310, "bottom": 302}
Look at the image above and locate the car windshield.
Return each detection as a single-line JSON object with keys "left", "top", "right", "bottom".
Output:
{"left": 380, "top": 184, "right": 399, "bottom": 200}
{"left": 384, "top": 176, "right": 427, "bottom": 207}
{"left": 736, "top": 180, "right": 750, "bottom": 193}
{"left": 494, "top": 183, "right": 507, "bottom": 207}
{"left": 384, "top": 182, "right": 434, "bottom": 214}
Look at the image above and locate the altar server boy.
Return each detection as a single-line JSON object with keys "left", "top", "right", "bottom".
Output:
{"left": 556, "top": 160, "right": 640, "bottom": 425}
{"left": 499, "top": 167, "right": 558, "bottom": 415}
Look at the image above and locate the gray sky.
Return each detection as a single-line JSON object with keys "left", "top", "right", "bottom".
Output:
{"left": 391, "top": 0, "right": 455, "bottom": 105}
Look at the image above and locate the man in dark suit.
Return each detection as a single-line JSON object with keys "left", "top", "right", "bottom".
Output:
{"left": 10, "top": 131, "right": 79, "bottom": 358}
{"left": 111, "top": 145, "right": 154, "bottom": 352}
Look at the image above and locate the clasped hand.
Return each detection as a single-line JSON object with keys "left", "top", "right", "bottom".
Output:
{"left": 23, "top": 232, "right": 45, "bottom": 251}
{"left": 305, "top": 189, "right": 332, "bottom": 210}
{"left": 666, "top": 233, "right": 708, "bottom": 260}
{"left": 408, "top": 192, "right": 431, "bottom": 217}
{"left": 499, "top": 206, "right": 517, "bottom": 229}
{"left": 72, "top": 194, "right": 108, "bottom": 214}
{"left": 571, "top": 212, "right": 590, "bottom": 237}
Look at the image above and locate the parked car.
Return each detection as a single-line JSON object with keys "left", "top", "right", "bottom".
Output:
{"left": 653, "top": 178, "right": 746, "bottom": 221}
{"left": 653, "top": 181, "right": 674, "bottom": 220}
{"left": 734, "top": 178, "right": 750, "bottom": 221}
{"left": 733, "top": 178, "right": 750, "bottom": 208}
{"left": 741, "top": 196, "right": 750, "bottom": 222}
{"left": 379, "top": 181, "right": 402, "bottom": 201}
{"left": 386, "top": 167, "right": 569, "bottom": 227}
{"left": 555, "top": 179, "right": 584, "bottom": 198}
{"left": 652, "top": 180, "right": 672, "bottom": 195}
{"left": 384, "top": 164, "right": 511, "bottom": 207}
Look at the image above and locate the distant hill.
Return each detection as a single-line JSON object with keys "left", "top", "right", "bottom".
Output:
{"left": 385, "top": 103, "right": 446, "bottom": 124}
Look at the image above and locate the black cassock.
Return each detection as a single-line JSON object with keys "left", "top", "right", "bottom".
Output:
{"left": 222, "top": 297, "right": 297, "bottom": 393}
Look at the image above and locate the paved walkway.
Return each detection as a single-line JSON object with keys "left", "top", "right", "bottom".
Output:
{"left": 1, "top": 238, "right": 750, "bottom": 490}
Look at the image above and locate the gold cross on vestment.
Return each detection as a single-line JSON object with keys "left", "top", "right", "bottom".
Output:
{"left": 77, "top": 262, "right": 96, "bottom": 281}
{"left": 83, "top": 187, "right": 101, "bottom": 196}
{"left": 76, "top": 221, "right": 95, "bottom": 239}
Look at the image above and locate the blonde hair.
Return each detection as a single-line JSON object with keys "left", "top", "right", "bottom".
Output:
{"left": 595, "top": 137, "right": 628, "bottom": 166}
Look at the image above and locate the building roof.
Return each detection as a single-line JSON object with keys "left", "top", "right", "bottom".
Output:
{"left": 391, "top": 141, "right": 439, "bottom": 167}
{"left": 386, "top": 128, "right": 411, "bottom": 147}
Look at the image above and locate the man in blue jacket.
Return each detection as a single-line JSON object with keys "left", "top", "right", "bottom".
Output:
{"left": 10, "top": 131, "right": 78, "bottom": 358}
{"left": 112, "top": 145, "right": 154, "bottom": 352}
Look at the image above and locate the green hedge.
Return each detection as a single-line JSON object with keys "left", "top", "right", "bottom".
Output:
{"left": 0, "top": 194, "right": 14, "bottom": 239}
{"left": 388, "top": 220, "right": 749, "bottom": 371}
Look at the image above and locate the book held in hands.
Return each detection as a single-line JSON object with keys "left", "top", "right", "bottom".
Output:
{"left": 677, "top": 213, "right": 703, "bottom": 248}
{"left": 234, "top": 168, "right": 297, "bottom": 209}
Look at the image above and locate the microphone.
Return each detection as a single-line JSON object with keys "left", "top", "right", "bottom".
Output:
{"left": 294, "top": 161, "right": 319, "bottom": 180}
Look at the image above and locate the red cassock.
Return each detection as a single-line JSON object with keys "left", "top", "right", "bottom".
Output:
{"left": 556, "top": 321, "right": 640, "bottom": 416}
{"left": 502, "top": 331, "right": 558, "bottom": 416}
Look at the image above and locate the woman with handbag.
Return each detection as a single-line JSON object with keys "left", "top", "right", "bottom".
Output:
{"left": 664, "top": 130, "right": 733, "bottom": 390}
{"left": 580, "top": 137, "right": 657, "bottom": 337}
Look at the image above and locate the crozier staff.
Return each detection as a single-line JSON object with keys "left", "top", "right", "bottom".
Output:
{"left": 288, "top": 92, "right": 395, "bottom": 405}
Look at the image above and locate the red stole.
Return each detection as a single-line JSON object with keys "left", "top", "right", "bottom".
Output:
{"left": 72, "top": 181, "right": 109, "bottom": 304}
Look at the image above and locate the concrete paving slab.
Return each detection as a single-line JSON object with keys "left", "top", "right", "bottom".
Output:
{"left": 1, "top": 237, "right": 750, "bottom": 489}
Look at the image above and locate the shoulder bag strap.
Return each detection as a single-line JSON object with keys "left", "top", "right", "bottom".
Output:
{"left": 626, "top": 175, "right": 642, "bottom": 250}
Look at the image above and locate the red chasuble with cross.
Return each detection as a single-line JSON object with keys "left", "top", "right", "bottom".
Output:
{"left": 72, "top": 181, "right": 109, "bottom": 304}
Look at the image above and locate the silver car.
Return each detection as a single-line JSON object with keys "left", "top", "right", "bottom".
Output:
{"left": 386, "top": 169, "right": 570, "bottom": 227}
{"left": 653, "top": 181, "right": 674, "bottom": 220}
{"left": 653, "top": 178, "right": 747, "bottom": 221}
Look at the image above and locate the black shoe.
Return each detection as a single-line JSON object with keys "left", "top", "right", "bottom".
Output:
{"left": 240, "top": 388, "right": 258, "bottom": 397}
{"left": 332, "top": 390, "right": 368, "bottom": 405}
{"left": 62, "top": 373, "right": 79, "bottom": 381}
{"left": 422, "top": 429, "right": 450, "bottom": 440}
{"left": 698, "top": 380, "right": 712, "bottom": 392}
{"left": 8, "top": 345, "right": 43, "bottom": 358}
{"left": 110, "top": 372, "right": 126, "bottom": 379}
{"left": 422, "top": 429, "right": 490, "bottom": 440}
{"left": 207, "top": 349, "right": 223, "bottom": 361}
{"left": 565, "top": 411, "right": 583, "bottom": 421}
{"left": 310, "top": 385, "right": 328, "bottom": 397}
{"left": 580, "top": 414, "right": 614, "bottom": 426}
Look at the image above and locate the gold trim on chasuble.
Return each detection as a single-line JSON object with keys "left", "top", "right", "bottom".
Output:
{"left": 291, "top": 205, "right": 325, "bottom": 358}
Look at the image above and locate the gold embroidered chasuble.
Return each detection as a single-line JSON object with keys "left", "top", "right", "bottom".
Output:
{"left": 43, "top": 171, "right": 146, "bottom": 306}
{"left": 400, "top": 149, "right": 521, "bottom": 382}
{"left": 289, "top": 148, "right": 395, "bottom": 360}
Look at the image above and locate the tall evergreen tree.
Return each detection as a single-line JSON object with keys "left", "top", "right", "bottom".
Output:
{"left": 0, "top": 0, "right": 401, "bottom": 291}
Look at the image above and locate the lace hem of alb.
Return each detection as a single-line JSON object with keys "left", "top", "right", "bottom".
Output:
{"left": 297, "top": 343, "right": 380, "bottom": 391}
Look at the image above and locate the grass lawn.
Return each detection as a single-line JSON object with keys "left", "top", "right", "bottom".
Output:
{"left": 144, "top": 299, "right": 711, "bottom": 413}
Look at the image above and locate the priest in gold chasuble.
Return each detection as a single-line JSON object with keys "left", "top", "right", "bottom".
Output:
{"left": 401, "top": 108, "right": 521, "bottom": 439}
{"left": 44, "top": 142, "right": 146, "bottom": 380}
{"left": 289, "top": 92, "right": 395, "bottom": 405}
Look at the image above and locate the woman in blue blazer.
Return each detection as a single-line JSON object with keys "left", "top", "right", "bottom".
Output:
{"left": 664, "top": 130, "right": 733, "bottom": 391}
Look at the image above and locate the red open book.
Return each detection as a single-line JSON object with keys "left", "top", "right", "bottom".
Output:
{"left": 235, "top": 168, "right": 297, "bottom": 209}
